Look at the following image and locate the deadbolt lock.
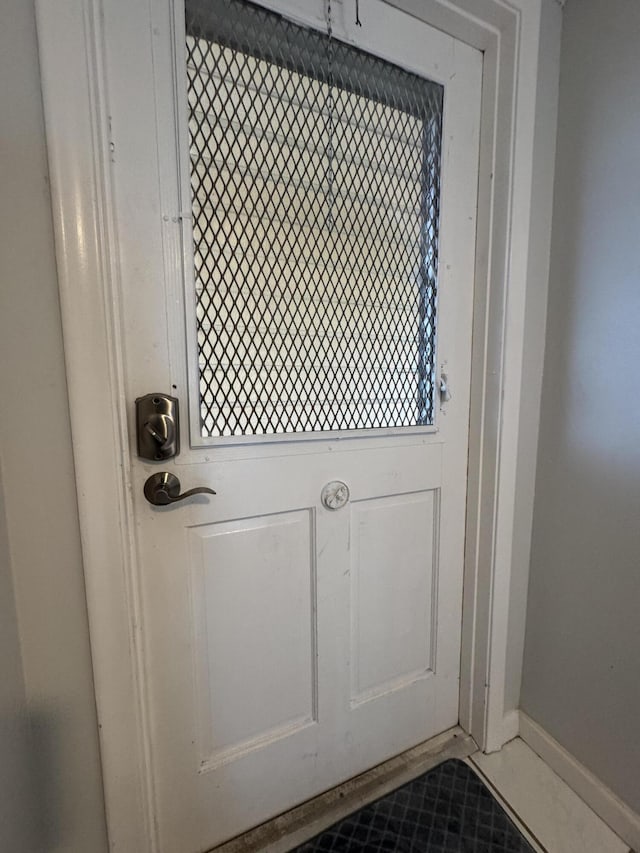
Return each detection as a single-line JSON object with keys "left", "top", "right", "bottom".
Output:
{"left": 136, "top": 393, "right": 180, "bottom": 461}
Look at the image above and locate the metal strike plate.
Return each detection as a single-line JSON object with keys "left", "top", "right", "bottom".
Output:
{"left": 136, "top": 393, "right": 180, "bottom": 461}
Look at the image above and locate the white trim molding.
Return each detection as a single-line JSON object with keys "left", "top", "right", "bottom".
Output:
{"left": 36, "top": 0, "right": 561, "bottom": 848}
{"left": 501, "top": 709, "right": 521, "bottom": 745}
{"left": 388, "top": 0, "right": 563, "bottom": 754}
{"left": 35, "top": 1, "right": 157, "bottom": 850}
{"left": 519, "top": 712, "right": 640, "bottom": 851}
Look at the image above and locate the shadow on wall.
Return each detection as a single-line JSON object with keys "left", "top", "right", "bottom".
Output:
{"left": 0, "top": 709, "right": 38, "bottom": 851}
{"left": 1, "top": 461, "right": 62, "bottom": 850}
{"left": 1, "top": 704, "right": 72, "bottom": 851}
{"left": 524, "top": 442, "right": 640, "bottom": 810}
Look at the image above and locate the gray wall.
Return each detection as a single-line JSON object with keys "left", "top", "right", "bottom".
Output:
{"left": 521, "top": 0, "right": 640, "bottom": 816}
{"left": 0, "top": 0, "right": 109, "bottom": 850}
{"left": 0, "top": 469, "right": 34, "bottom": 851}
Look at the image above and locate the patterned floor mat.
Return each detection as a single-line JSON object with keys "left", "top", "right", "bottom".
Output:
{"left": 293, "top": 758, "right": 535, "bottom": 852}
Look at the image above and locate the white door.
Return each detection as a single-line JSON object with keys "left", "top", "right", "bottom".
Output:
{"left": 103, "top": 0, "right": 481, "bottom": 849}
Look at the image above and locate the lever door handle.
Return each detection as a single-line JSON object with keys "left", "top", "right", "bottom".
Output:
{"left": 143, "top": 472, "right": 216, "bottom": 506}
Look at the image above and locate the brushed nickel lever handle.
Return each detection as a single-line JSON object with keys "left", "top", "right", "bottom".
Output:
{"left": 143, "top": 472, "right": 216, "bottom": 506}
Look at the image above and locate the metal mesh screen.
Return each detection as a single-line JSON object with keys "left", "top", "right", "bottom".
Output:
{"left": 185, "top": 0, "right": 443, "bottom": 437}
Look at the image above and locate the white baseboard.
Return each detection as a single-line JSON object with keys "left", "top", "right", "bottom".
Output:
{"left": 518, "top": 711, "right": 640, "bottom": 852}
{"left": 502, "top": 709, "right": 521, "bottom": 744}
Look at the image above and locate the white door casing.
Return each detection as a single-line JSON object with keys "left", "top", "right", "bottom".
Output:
{"left": 93, "top": 1, "right": 481, "bottom": 848}
{"left": 36, "top": 0, "right": 560, "bottom": 850}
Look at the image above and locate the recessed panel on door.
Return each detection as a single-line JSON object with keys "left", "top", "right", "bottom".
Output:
{"left": 349, "top": 491, "right": 438, "bottom": 707}
{"left": 189, "top": 509, "right": 317, "bottom": 769}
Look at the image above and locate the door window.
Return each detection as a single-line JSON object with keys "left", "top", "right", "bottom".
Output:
{"left": 185, "top": 0, "right": 443, "bottom": 436}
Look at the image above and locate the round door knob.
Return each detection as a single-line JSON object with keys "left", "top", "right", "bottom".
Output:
{"left": 321, "top": 480, "right": 350, "bottom": 511}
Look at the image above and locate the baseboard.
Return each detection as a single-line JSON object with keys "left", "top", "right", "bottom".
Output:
{"left": 502, "top": 709, "right": 521, "bottom": 745}
{"left": 518, "top": 711, "right": 640, "bottom": 851}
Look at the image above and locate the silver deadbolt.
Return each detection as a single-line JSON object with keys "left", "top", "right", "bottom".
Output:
{"left": 136, "top": 393, "right": 180, "bottom": 461}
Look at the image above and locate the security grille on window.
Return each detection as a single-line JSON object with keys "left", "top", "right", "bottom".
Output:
{"left": 185, "top": 0, "right": 443, "bottom": 437}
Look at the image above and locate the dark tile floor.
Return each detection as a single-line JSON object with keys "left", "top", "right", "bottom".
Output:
{"left": 294, "top": 759, "right": 535, "bottom": 852}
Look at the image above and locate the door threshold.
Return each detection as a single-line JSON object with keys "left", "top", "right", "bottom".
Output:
{"left": 209, "top": 726, "right": 477, "bottom": 853}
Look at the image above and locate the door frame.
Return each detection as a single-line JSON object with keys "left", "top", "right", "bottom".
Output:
{"left": 36, "top": 0, "right": 560, "bottom": 850}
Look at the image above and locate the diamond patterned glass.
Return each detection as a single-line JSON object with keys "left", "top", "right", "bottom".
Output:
{"left": 185, "top": 0, "right": 443, "bottom": 437}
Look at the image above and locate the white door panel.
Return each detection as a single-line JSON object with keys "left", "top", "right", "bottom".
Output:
{"left": 349, "top": 489, "right": 437, "bottom": 704}
{"left": 190, "top": 510, "right": 317, "bottom": 766}
{"left": 103, "top": 0, "right": 482, "bottom": 848}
